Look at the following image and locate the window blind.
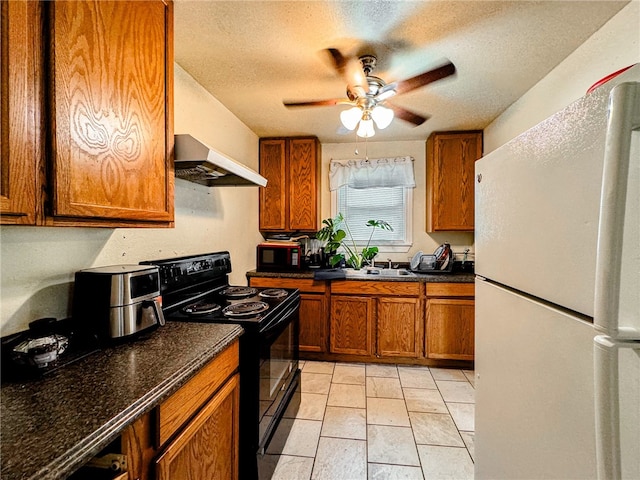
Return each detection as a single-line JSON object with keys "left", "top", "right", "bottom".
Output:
{"left": 336, "top": 185, "right": 407, "bottom": 244}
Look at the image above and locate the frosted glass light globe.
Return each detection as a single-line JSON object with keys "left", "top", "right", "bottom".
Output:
{"left": 357, "top": 118, "right": 375, "bottom": 138}
{"left": 340, "top": 107, "right": 362, "bottom": 131}
{"left": 371, "top": 105, "right": 394, "bottom": 129}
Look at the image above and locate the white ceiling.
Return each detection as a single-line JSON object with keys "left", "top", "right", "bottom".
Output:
{"left": 174, "top": 1, "right": 628, "bottom": 144}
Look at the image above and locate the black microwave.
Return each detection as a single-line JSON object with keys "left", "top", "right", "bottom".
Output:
{"left": 257, "top": 242, "right": 303, "bottom": 271}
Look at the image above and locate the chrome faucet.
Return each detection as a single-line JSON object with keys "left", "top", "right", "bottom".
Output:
{"left": 387, "top": 258, "right": 392, "bottom": 269}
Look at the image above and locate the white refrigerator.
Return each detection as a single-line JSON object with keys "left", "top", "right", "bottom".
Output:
{"left": 474, "top": 64, "right": 640, "bottom": 480}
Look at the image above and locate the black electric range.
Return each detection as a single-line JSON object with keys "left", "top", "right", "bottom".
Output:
{"left": 141, "top": 251, "right": 301, "bottom": 479}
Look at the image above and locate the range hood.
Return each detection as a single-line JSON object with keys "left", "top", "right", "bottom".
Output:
{"left": 174, "top": 134, "right": 267, "bottom": 187}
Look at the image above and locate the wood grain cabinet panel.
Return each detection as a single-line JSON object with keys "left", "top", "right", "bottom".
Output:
{"left": 259, "top": 137, "right": 319, "bottom": 232}
{"left": 0, "top": 0, "right": 42, "bottom": 225}
{"left": 2, "top": 0, "right": 174, "bottom": 227}
{"left": 158, "top": 341, "right": 239, "bottom": 446}
{"left": 49, "top": 0, "right": 174, "bottom": 224}
{"left": 377, "top": 297, "right": 422, "bottom": 358}
{"left": 300, "top": 293, "right": 328, "bottom": 353}
{"left": 288, "top": 138, "right": 318, "bottom": 231}
{"left": 426, "top": 299, "right": 474, "bottom": 360}
{"left": 259, "top": 140, "right": 287, "bottom": 230}
{"left": 156, "top": 374, "right": 240, "bottom": 480}
{"left": 330, "top": 281, "right": 423, "bottom": 361}
{"left": 426, "top": 131, "right": 482, "bottom": 232}
{"left": 330, "top": 295, "right": 374, "bottom": 356}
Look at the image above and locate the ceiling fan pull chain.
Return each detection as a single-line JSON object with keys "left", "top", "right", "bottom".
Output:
{"left": 365, "top": 135, "right": 369, "bottom": 160}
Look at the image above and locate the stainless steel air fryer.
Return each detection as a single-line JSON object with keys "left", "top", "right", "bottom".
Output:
{"left": 73, "top": 265, "right": 165, "bottom": 342}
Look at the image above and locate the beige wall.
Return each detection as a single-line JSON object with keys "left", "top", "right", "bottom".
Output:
{"left": 0, "top": 65, "right": 262, "bottom": 336}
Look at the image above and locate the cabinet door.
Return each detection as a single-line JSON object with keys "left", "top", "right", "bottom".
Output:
{"left": 426, "top": 298, "right": 475, "bottom": 360}
{"left": 427, "top": 131, "right": 482, "bottom": 231}
{"left": 330, "top": 295, "right": 374, "bottom": 356}
{"left": 377, "top": 297, "right": 422, "bottom": 358}
{"left": 0, "top": 0, "right": 42, "bottom": 225}
{"left": 49, "top": 0, "right": 174, "bottom": 223}
{"left": 156, "top": 373, "right": 240, "bottom": 480}
{"left": 259, "top": 139, "right": 287, "bottom": 230}
{"left": 288, "top": 138, "right": 318, "bottom": 231}
{"left": 300, "top": 293, "right": 327, "bottom": 353}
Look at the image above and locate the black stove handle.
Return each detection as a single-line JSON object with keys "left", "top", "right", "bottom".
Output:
{"left": 259, "top": 297, "right": 300, "bottom": 335}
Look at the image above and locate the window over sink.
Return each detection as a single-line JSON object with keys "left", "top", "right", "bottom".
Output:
{"left": 329, "top": 157, "right": 414, "bottom": 252}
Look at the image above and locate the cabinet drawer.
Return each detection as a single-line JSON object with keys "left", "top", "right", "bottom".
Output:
{"left": 249, "top": 277, "right": 327, "bottom": 293}
{"left": 158, "top": 340, "right": 239, "bottom": 446}
{"left": 426, "top": 282, "right": 474, "bottom": 297}
{"left": 331, "top": 280, "right": 421, "bottom": 296}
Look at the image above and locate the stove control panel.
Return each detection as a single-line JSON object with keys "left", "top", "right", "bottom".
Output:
{"left": 141, "top": 252, "right": 232, "bottom": 290}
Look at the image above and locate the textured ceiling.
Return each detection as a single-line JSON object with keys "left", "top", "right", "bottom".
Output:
{"left": 174, "top": 1, "right": 628, "bottom": 144}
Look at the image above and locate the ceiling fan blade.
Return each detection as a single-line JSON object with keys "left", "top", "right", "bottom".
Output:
{"left": 326, "top": 48, "right": 369, "bottom": 99}
{"left": 393, "top": 61, "right": 456, "bottom": 96}
{"left": 283, "top": 98, "right": 351, "bottom": 108}
{"left": 387, "top": 103, "right": 430, "bottom": 126}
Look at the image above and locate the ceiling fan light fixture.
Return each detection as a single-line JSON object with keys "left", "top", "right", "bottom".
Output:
{"left": 340, "top": 107, "right": 362, "bottom": 131}
{"left": 371, "top": 105, "right": 394, "bottom": 129}
{"left": 357, "top": 118, "right": 375, "bottom": 138}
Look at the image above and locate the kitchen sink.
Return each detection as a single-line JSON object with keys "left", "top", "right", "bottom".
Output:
{"left": 344, "top": 268, "right": 416, "bottom": 278}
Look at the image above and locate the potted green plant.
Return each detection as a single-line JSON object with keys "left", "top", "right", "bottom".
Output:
{"left": 316, "top": 213, "right": 393, "bottom": 269}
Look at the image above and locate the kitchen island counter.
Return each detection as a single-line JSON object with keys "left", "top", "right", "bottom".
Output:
{"left": 0, "top": 322, "right": 243, "bottom": 480}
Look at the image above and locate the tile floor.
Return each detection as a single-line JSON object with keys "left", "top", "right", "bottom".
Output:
{"left": 261, "top": 360, "right": 475, "bottom": 480}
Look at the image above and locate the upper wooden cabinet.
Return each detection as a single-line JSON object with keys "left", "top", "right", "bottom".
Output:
{"left": 0, "top": 1, "right": 42, "bottom": 225}
{"left": 48, "top": 0, "right": 174, "bottom": 225}
{"left": 1, "top": 0, "right": 174, "bottom": 227}
{"left": 259, "top": 137, "right": 319, "bottom": 233}
{"left": 426, "top": 131, "right": 482, "bottom": 232}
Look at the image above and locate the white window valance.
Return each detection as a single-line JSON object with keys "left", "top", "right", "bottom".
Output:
{"left": 329, "top": 156, "right": 416, "bottom": 191}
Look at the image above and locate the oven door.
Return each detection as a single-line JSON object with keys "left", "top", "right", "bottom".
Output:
{"left": 257, "top": 296, "right": 301, "bottom": 454}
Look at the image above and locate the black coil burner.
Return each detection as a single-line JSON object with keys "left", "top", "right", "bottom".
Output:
{"left": 222, "top": 301, "right": 269, "bottom": 318}
{"left": 182, "top": 302, "right": 221, "bottom": 316}
{"left": 222, "top": 286, "right": 258, "bottom": 298}
{"left": 258, "top": 288, "right": 289, "bottom": 299}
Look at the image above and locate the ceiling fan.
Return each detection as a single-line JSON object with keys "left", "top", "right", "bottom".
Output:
{"left": 283, "top": 48, "right": 456, "bottom": 136}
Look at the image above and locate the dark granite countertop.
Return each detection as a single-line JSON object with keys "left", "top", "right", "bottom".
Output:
{"left": 0, "top": 322, "right": 243, "bottom": 480}
{"left": 246, "top": 269, "right": 475, "bottom": 283}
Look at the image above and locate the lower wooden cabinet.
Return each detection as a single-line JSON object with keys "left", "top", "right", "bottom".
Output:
{"left": 425, "top": 283, "right": 475, "bottom": 361}
{"left": 248, "top": 275, "right": 475, "bottom": 365}
{"left": 377, "top": 297, "right": 422, "bottom": 358}
{"left": 248, "top": 277, "right": 329, "bottom": 353}
{"left": 330, "top": 281, "right": 423, "bottom": 361}
{"left": 155, "top": 374, "right": 240, "bottom": 480}
{"left": 118, "top": 340, "right": 240, "bottom": 480}
{"left": 330, "top": 295, "right": 374, "bottom": 355}
{"left": 299, "top": 293, "right": 328, "bottom": 353}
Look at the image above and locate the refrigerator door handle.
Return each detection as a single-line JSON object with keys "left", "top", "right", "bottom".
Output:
{"left": 594, "top": 335, "right": 622, "bottom": 480}
{"left": 594, "top": 82, "right": 640, "bottom": 338}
